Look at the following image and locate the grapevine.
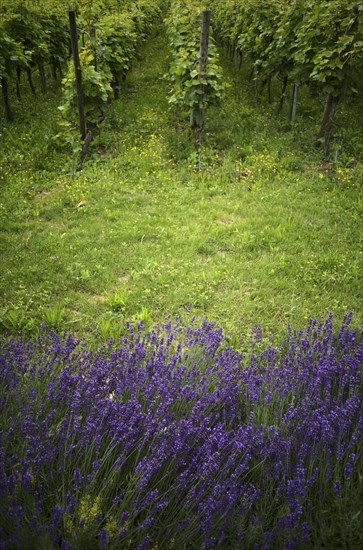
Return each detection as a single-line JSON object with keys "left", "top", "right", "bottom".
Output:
{"left": 165, "top": 0, "right": 226, "bottom": 163}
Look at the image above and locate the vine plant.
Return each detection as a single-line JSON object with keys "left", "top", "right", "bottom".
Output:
{"left": 56, "top": 0, "right": 162, "bottom": 165}
{"left": 165, "top": 0, "right": 226, "bottom": 164}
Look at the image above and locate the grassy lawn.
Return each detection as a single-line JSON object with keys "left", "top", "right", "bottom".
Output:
{"left": 0, "top": 27, "right": 362, "bottom": 346}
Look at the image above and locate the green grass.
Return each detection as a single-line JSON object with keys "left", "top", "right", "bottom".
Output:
{"left": 0, "top": 26, "right": 362, "bottom": 346}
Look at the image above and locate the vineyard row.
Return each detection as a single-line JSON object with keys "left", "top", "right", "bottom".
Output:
{"left": 0, "top": 0, "right": 164, "bottom": 126}
{"left": 208, "top": 0, "right": 363, "bottom": 155}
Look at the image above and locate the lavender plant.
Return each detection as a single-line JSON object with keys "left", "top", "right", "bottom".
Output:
{"left": 0, "top": 313, "right": 362, "bottom": 549}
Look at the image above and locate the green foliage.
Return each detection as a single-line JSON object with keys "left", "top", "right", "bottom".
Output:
{"left": 41, "top": 13, "right": 69, "bottom": 71}
{"left": 0, "top": 0, "right": 69, "bottom": 121}
{"left": 98, "top": 316, "right": 125, "bottom": 341}
{"left": 131, "top": 306, "right": 152, "bottom": 328}
{"left": 56, "top": 0, "right": 163, "bottom": 147}
{"left": 3, "top": 7, "right": 50, "bottom": 67}
{"left": 0, "top": 0, "right": 163, "bottom": 123}
{"left": 42, "top": 303, "right": 66, "bottom": 329}
{"left": 165, "top": 0, "right": 226, "bottom": 128}
{"left": 208, "top": 0, "right": 363, "bottom": 154}
{"left": 106, "top": 292, "right": 127, "bottom": 314}
{"left": 210, "top": 0, "right": 363, "bottom": 98}
{"left": 0, "top": 307, "right": 32, "bottom": 333}
{"left": 98, "top": 12, "right": 138, "bottom": 81}
{"left": 0, "top": 32, "right": 28, "bottom": 80}
{"left": 295, "top": 1, "right": 363, "bottom": 96}
{"left": 59, "top": 48, "right": 113, "bottom": 124}
{"left": 237, "top": 0, "right": 280, "bottom": 77}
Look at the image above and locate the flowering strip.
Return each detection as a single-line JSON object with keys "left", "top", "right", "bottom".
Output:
{"left": 0, "top": 314, "right": 362, "bottom": 548}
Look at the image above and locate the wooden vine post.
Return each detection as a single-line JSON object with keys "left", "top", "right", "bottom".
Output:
{"left": 288, "top": 12, "right": 304, "bottom": 123}
{"left": 199, "top": 10, "right": 211, "bottom": 82}
{"left": 290, "top": 82, "right": 300, "bottom": 122}
{"left": 68, "top": 9, "right": 86, "bottom": 140}
{"left": 1, "top": 78, "right": 14, "bottom": 122}
{"left": 195, "top": 9, "right": 211, "bottom": 168}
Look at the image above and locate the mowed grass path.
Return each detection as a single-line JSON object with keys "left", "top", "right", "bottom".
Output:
{"left": 0, "top": 27, "right": 362, "bottom": 344}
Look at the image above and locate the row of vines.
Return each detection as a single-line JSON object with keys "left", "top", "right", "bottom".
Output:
{"left": 0, "top": 0, "right": 69, "bottom": 121}
{"left": 208, "top": 0, "right": 363, "bottom": 156}
{"left": 164, "top": 0, "right": 225, "bottom": 159}
{"left": 59, "top": 0, "right": 163, "bottom": 163}
{"left": 0, "top": 0, "right": 163, "bottom": 159}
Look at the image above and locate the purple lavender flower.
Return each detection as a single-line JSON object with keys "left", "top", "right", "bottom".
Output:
{"left": 100, "top": 528, "right": 108, "bottom": 549}
{"left": 0, "top": 313, "right": 362, "bottom": 548}
{"left": 118, "top": 528, "right": 128, "bottom": 540}
{"left": 344, "top": 453, "right": 357, "bottom": 481}
{"left": 73, "top": 468, "right": 82, "bottom": 491}
{"left": 334, "top": 480, "right": 343, "bottom": 498}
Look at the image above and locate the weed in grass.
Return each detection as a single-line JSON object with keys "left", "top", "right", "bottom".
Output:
{"left": 42, "top": 303, "right": 66, "bottom": 330}
{"left": 98, "top": 316, "right": 125, "bottom": 342}
{"left": 131, "top": 306, "right": 153, "bottom": 329}
{"left": 0, "top": 307, "right": 32, "bottom": 333}
{"left": 105, "top": 292, "right": 127, "bottom": 314}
